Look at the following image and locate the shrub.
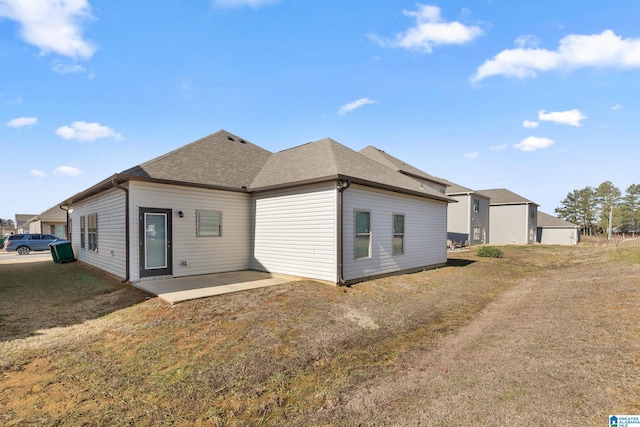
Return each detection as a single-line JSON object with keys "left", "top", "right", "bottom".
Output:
{"left": 477, "top": 246, "right": 504, "bottom": 258}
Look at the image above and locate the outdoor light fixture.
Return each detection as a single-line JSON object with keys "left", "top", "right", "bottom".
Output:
{"left": 178, "top": 211, "right": 184, "bottom": 218}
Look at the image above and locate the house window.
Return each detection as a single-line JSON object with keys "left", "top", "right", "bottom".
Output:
{"left": 393, "top": 214, "right": 405, "bottom": 255}
{"left": 80, "top": 216, "right": 85, "bottom": 250}
{"left": 530, "top": 206, "right": 535, "bottom": 219}
{"left": 197, "top": 210, "right": 222, "bottom": 237}
{"left": 473, "top": 226, "right": 481, "bottom": 241}
{"left": 354, "top": 210, "right": 371, "bottom": 259}
{"left": 473, "top": 199, "right": 480, "bottom": 213}
{"left": 88, "top": 213, "right": 98, "bottom": 251}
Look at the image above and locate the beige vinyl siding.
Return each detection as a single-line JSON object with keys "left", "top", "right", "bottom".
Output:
{"left": 252, "top": 182, "right": 337, "bottom": 282}
{"left": 129, "top": 181, "right": 251, "bottom": 281}
{"left": 343, "top": 185, "right": 447, "bottom": 281}
{"left": 69, "top": 188, "right": 127, "bottom": 279}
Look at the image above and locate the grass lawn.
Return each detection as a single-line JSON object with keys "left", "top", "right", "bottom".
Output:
{"left": 1, "top": 245, "right": 639, "bottom": 426}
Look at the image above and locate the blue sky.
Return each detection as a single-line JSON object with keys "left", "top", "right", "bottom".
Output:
{"left": 2, "top": 0, "right": 639, "bottom": 221}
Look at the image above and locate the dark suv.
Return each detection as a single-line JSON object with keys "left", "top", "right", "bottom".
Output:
{"left": 3, "top": 234, "right": 67, "bottom": 255}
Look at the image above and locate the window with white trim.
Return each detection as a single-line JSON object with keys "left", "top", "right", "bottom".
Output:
{"left": 393, "top": 214, "right": 404, "bottom": 255}
{"left": 473, "top": 198, "right": 480, "bottom": 213}
{"left": 473, "top": 226, "right": 481, "bottom": 241}
{"left": 354, "top": 210, "right": 371, "bottom": 259}
{"left": 197, "top": 210, "right": 222, "bottom": 237}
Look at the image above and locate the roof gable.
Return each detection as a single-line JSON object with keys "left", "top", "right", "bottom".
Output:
{"left": 359, "top": 146, "right": 449, "bottom": 187}
{"left": 475, "top": 188, "right": 538, "bottom": 206}
{"left": 251, "top": 138, "right": 453, "bottom": 202}
{"left": 537, "top": 211, "right": 579, "bottom": 227}
{"left": 120, "top": 130, "right": 272, "bottom": 190}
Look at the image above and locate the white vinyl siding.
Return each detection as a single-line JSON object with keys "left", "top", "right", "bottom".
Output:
{"left": 69, "top": 188, "right": 127, "bottom": 279}
{"left": 252, "top": 182, "right": 337, "bottom": 282}
{"left": 129, "top": 181, "right": 251, "bottom": 281}
{"left": 343, "top": 185, "right": 447, "bottom": 281}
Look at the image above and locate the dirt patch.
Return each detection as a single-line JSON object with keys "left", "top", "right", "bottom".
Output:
{"left": 1, "top": 246, "right": 639, "bottom": 426}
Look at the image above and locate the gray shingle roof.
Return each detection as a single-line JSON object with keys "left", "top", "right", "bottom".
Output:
{"left": 359, "top": 146, "right": 449, "bottom": 187}
{"left": 63, "top": 131, "right": 454, "bottom": 205}
{"left": 475, "top": 188, "right": 538, "bottom": 206}
{"left": 120, "top": 130, "right": 272, "bottom": 190}
{"left": 537, "top": 211, "right": 579, "bottom": 227}
{"left": 251, "top": 138, "right": 453, "bottom": 202}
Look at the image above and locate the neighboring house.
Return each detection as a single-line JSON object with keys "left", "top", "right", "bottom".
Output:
{"left": 359, "top": 146, "right": 449, "bottom": 194}
{"left": 443, "top": 180, "right": 490, "bottom": 246}
{"left": 475, "top": 188, "right": 539, "bottom": 245}
{"left": 536, "top": 211, "right": 580, "bottom": 245}
{"left": 24, "top": 205, "right": 68, "bottom": 238}
{"left": 60, "top": 130, "right": 454, "bottom": 285}
{"left": 15, "top": 214, "right": 37, "bottom": 234}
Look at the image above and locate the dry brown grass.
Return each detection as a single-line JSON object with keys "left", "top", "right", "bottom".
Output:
{"left": 1, "top": 245, "right": 639, "bottom": 426}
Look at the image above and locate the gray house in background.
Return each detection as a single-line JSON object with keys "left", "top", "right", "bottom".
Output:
{"left": 359, "top": 146, "right": 449, "bottom": 194}
{"left": 537, "top": 212, "right": 580, "bottom": 245}
{"left": 476, "top": 188, "right": 538, "bottom": 245}
{"left": 60, "top": 130, "right": 454, "bottom": 286}
{"left": 443, "top": 180, "right": 490, "bottom": 246}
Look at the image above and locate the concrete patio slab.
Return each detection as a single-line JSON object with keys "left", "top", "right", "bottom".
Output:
{"left": 133, "top": 270, "right": 302, "bottom": 304}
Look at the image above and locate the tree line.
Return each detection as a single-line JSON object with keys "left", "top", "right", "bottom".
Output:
{"left": 555, "top": 181, "right": 640, "bottom": 236}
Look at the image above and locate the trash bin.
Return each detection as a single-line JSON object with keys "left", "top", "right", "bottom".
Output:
{"left": 49, "top": 241, "right": 75, "bottom": 264}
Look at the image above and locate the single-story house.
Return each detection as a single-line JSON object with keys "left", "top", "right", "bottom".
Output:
{"left": 15, "top": 214, "right": 37, "bottom": 234}
{"left": 60, "top": 130, "right": 454, "bottom": 285}
{"left": 24, "top": 205, "right": 67, "bottom": 237}
{"left": 442, "top": 180, "right": 491, "bottom": 246}
{"left": 536, "top": 211, "right": 580, "bottom": 245}
{"left": 475, "top": 188, "right": 538, "bottom": 245}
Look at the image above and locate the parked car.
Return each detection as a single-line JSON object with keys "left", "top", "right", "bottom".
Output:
{"left": 3, "top": 234, "right": 68, "bottom": 255}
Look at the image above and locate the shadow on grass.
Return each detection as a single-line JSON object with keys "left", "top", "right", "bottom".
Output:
{"left": 447, "top": 258, "right": 476, "bottom": 267}
{"left": 0, "top": 260, "right": 150, "bottom": 342}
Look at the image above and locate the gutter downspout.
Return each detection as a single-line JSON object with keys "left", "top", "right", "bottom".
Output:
{"left": 337, "top": 179, "right": 351, "bottom": 285}
{"left": 112, "top": 179, "right": 130, "bottom": 284}
{"left": 59, "top": 205, "right": 70, "bottom": 239}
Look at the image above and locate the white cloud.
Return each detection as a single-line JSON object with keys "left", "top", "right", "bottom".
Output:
{"left": 6, "top": 116, "right": 37, "bottom": 127}
{"left": 339, "top": 98, "right": 376, "bottom": 115}
{"left": 490, "top": 144, "right": 508, "bottom": 150}
{"left": 522, "top": 120, "right": 539, "bottom": 129}
{"left": 538, "top": 109, "right": 586, "bottom": 126}
{"left": 0, "top": 0, "right": 96, "bottom": 59}
{"left": 612, "top": 104, "right": 624, "bottom": 110}
{"left": 514, "top": 34, "right": 540, "bottom": 48}
{"left": 213, "top": 0, "right": 280, "bottom": 8}
{"left": 473, "top": 30, "right": 640, "bottom": 81}
{"left": 55, "top": 121, "right": 122, "bottom": 142}
{"left": 464, "top": 152, "right": 478, "bottom": 159}
{"left": 54, "top": 165, "right": 82, "bottom": 176}
{"left": 369, "top": 4, "right": 483, "bottom": 53}
{"left": 52, "top": 61, "right": 88, "bottom": 75}
{"left": 30, "top": 169, "right": 45, "bottom": 178}
{"left": 513, "top": 136, "right": 554, "bottom": 151}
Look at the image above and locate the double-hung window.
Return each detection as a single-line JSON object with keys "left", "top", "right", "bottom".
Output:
{"left": 393, "top": 214, "right": 405, "bottom": 255}
{"left": 197, "top": 210, "right": 222, "bottom": 237}
{"left": 88, "top": 213, "right": 98, "bottom": 251}
{"left": 473, "top": 199, "right": 480, "bottom": 213}
{"left": 473, "top": 226, "right": 481, "bottom": 241}
{"left": 80, "top": 216, "right": 86, "bottom": 250}
{"left": 354, "top": 210, "right": 371, "bottom": 259}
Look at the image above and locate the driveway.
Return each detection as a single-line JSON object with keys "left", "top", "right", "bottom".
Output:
{"left": 0, "top": 251, "right": 52, "bottom": 264}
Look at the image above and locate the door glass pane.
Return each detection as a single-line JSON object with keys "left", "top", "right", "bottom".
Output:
{"left": 145, "top": 213, "right": 167, "bottom": 269}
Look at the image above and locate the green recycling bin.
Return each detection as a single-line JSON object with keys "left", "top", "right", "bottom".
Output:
{"left": 49, "top": 241, "right": 75, "bottom": 264}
